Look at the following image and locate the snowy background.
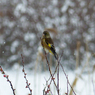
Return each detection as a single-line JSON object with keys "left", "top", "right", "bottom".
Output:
{"left": 0, "top": 0, "right": 95, "bottom": 95}
{"left": 0, "top": 68, "right": 95, "bottom": 95}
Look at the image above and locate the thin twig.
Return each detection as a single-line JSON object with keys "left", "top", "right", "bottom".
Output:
{"left": 0, "top": 66, "right": 16, "bottom": 95}
{"left": 47, "top": 51, "right": 76, "bottom": 95}
{"left": 60, "top": 63, "right": 76, "bottom": 95}
{"left": 41, "top": 37, "right": 76, "bottom": 95}
{"left": 43, "top": 51, "right": 63, "bottom": 95}
{"left": 43, "top": 49, "right": 58, "bottom": 93}
{"left": 41, "top": 37, "right": 58, "bottom": 94}
{"left": 56, "top": 57, "right": 60, "bottom": 95}
{"left": 21, "top": 54, "right": 32, "bottom": 95}
{"left": 48, "top": 51, "right": 63, "bottom": 85}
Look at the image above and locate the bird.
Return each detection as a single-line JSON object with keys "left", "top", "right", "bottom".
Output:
{"left": 41, "top": 31, "right": 58, "bottom": 59}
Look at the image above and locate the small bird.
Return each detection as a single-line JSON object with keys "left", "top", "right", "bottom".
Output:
{"left": 41, "top": 31, "right": 58, "bottom": 59}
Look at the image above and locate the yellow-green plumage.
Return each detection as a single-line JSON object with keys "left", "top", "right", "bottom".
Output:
{"left": 41, "top": 31, "right": 58, "bottom": 59}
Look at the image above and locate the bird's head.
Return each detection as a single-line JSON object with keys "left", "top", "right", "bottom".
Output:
{"left": 43, "top": 31, "right": 50, "bottom": 38}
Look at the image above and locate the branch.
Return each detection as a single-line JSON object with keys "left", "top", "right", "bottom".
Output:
{"left": 21, "top": 54, "right": 32, "bottom": 95}
{"left": 0, "top": 66, "right": 16, "bottom": 95}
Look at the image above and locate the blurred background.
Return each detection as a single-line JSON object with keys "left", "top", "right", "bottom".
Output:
{"left": 0, "top": 0, "right": 95, "bottom": 70}
{"left": 0, "top": 0, "right": 95, "bottom": 95}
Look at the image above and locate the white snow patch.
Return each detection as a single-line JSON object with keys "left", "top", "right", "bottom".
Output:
{"left": 27, "top": 7, "right": 36, "bottom": 15}
{"left": 24, "top": 33, "right": 35, "bottom": 42}
{"left": 61, "top": 0, "right": 74, "bottom": 12}
{"left": 3, "top": 19, "right": 15, "bottom": 28}
{"left": 0, "top": 69, "right": 94, "bottom": 95}
{"left": 9, "top": 55, "right": 18, "bottom": 62}
{"left": 0, "top": 35, "right": 4, "bottom": 44}
{"left": 23, "top": 48, "right": 31, "bottom": 56}
{"left": 80, "top": 1, "right": 86, "bottom": 7}
{"left": 51, "top": 0, "right": 58, "bottom": 5}
{"left": 11, "top": 40, "right": 19, "bottom": 53}
{"left": 14, "top": 3, "right": 26, "bottom": 17}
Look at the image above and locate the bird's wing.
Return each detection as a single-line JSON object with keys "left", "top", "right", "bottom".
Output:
{"left": 45, "top": 38, "right": 57, "bottom": 59}
{"left": 45, "top": 38, "right": 54, "bottom": 48}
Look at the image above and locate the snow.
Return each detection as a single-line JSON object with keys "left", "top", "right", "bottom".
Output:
{"left": 9, "top": 55, "right": 18, "bottom": 62}
{"left": 23, "top": 48, "right": 31, "bottom": 56}
{"left": 3, "top": 19, "right": 15, "bottom": 28}
{"left": 27, "top": 7, "right": 36, "bottom": 15}
{"left": 61, "top": 0, "right": 74, "bottom": 12}
{"left": 24, "top": 33, "right": 36, "bottom": 42}
{"left": 0, "top": 0, "right": 95, "bottom": 94}
{"left": 11, "top": 40, "right": 19, "bottom": 53}
{"left": 51, "top": 0, "right": 58, "bottom": 6}
{"left": 80, "top": 1, "right": 86, "bottom": 7}
{"left": 14, "top": 3, "right": 26, "bottom": 17}
{"left": 0, "top": 68, "right": 94, "bottom": 95}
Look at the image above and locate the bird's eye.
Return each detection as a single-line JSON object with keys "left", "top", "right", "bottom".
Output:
{"left": 43, "top": 31, "right": 47, "bottom": 35}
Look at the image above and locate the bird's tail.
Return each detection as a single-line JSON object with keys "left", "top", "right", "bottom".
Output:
{"left": 54, "top": 52, "right": 58, "bottom": 60}
{"left": 50, "top": 46, "right": 58, "bottom": 60}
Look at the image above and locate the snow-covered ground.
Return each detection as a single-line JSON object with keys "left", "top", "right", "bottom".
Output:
{"left": 0, "top": 67, "right": 95, "bottom": 95}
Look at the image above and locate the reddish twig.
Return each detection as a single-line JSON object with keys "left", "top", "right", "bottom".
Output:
{"left": 0, "top": 66, "right": 16, "bottom": 95}
{"left": 56, "top": 57, "right": 60, "bottom": 95}
{"left": 48, "top": 51, "right": 63, "bottom": 82}
{"left": 43, "top": 50, "right": 58, "bottom": 93}
{"left": 41, "top": 38, "right": 58, "bottom": 94}
{"left": 21, "top": 54, "right": 32, "bottom": 95}
{"left": 43, "top": 50, "right": 64, "bottom": 95}
{"left": 45, "top": 84, "right": 53, "bottom": 95}
{"left": 60, "top": 63, "right": 76, "bottom": 95}
{"left": 47, "top": 51, "right": 63, "bottom": 93}
{"left": 48, "top": 51, "right": 76, "bottom": 95}
{"left": 43, "top": 78, "right": 54, "bottom": 95}
{"left": 42, "top": 48, "right": 76, "bottom": 95}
